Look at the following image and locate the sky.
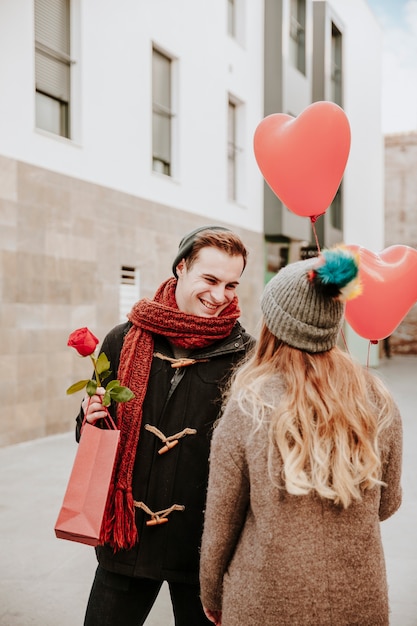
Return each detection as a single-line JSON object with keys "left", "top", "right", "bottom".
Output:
{"left": 366, "top": 0, "right": 417, "bottom": 134}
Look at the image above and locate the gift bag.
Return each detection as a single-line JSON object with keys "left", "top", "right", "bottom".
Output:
{"left": 54, "top": 416, "right": 120, "bottom": 546}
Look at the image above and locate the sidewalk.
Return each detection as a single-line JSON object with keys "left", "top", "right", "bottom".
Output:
{"left": 0, "top": 356, "right": 416, "bottom": 626}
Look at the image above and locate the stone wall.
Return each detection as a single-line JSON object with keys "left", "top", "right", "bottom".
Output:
{"left": 0, "top": 156, "right": 264, "bottom": 446}
{"left": 389, "top": 306, "right": 417, "bottom": 354}
{"left": 384, "top": 132, "right": 417, "bottom": 355}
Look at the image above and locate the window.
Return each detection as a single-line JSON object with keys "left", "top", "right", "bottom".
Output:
{"left": 152, "top": 48, "right": 173, "bottom": 176}
{"left": 35, "top": 0, "right": 71, "bottom": 138}
{"left": 289, "top": 0, "right": 306, "bottom": 75}
{"left": 227, "top": 0, "right": 245, "bottom": 45}
{"left": 119, "top": 265, "right": 140, "bottom": 323}
{"left": 228, "top": 101, "right": 237, "bottom": 201}
{"left": 331, "top": 23, "right": 342, "bottom": 105}
{"left": 227, "top": 97, "right": 244, "bottom": 203}
{"left": 300, "top": 245, "right": 319, "bottom": 260}
{"left": 228, "top": 0, "right": 236, "bottom": 37}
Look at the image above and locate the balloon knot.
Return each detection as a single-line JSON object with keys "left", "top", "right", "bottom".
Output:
{"left": 370, "top": 340, "right": 379, "bottom": 345}
{"left": 310, "top": 213, "right": 325, "bottom": 223}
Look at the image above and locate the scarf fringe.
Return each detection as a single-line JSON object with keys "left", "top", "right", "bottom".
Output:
{"left": 99, "top": 484, "right": 138, "bottom": 551}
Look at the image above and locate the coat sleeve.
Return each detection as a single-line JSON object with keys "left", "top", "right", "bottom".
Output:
{"left": 199, "top": 399, "right": 250, "bottom": 611}
{"left": 379, "top": 404, "right": 403, "bottom": 522}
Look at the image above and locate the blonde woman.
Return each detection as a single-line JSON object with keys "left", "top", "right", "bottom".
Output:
{"left": 200, "top": 248, "right": 402, "bottom": 626}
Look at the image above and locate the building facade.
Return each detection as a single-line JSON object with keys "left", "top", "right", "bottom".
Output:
{"left": 0, "top": 0, "right": 266, "bottom": 446}
{"left": 0, "top": 0, "right": 384, "bottom": 445}
{"left": 384, "top": 132, "right": 417, "bottom": 354}
{"left": 263, "top": 0, "right": 385, "bottom": 363}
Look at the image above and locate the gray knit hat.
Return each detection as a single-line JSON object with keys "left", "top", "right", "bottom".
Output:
{"left": 261, "top": 249, "right": 361, "bottom": 353}
{"left": 172, "top": 225, "right": 230, "bottom": 277}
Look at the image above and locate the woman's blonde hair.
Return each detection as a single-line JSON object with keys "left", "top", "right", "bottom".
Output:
{"left": 225, "top": 322, "right": 395, "bottom": 508}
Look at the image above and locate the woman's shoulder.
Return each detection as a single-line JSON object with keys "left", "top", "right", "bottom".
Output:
{"left": 216, "top": 373, "right": 285, "bottom": 435}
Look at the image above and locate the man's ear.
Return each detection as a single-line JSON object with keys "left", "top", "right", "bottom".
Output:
{"left": 176, "top": 259, "right": 186, "bottom": 275}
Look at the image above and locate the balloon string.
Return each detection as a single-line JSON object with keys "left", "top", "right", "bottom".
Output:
{"left": 366, "top": 340, "right": 371, "bottom": 369}
{"left": 368, "top": 340, "right": 379, "bottom": 369}
{"left": 310, "top": 217, "right": 352, "bottom": 357}
{"left": 310, "top": 219, "right": 321, "bottom": 254}
{"left": 340, "top": 327, "right": 348, "bottom": 352}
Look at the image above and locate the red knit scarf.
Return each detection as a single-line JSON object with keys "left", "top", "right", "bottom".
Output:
{"left": 99, "top": 277, "right": 240, "bottom": 550}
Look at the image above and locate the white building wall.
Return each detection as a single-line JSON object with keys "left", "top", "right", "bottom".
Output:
{"left": 0, "top": 0, "right": 264, "bottom": 232}
{"left": 318, "top": 0, "right": 385, "bottom": 252}
{"left": 0, "top": 0, "right": 266, "bottom": 446}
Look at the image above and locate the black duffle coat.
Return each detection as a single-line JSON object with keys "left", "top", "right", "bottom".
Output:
{"left": 76, "top": 320, "right": 253, "bottom": 584}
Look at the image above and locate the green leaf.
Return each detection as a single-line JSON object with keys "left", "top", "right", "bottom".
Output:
{"left": 109, "top": 386, "right": 135, "bottom": 403}
{"left": 105, "top": 379, "right": 121, "bottom": 390}
{"left": 102, "top": 390, "right": 112, "bottom": 407}
{"left": 86, "top": 379, "right": 98, "bottom": 396}
{"left": 66, "top": 380, "right": 90, "bottom": 395}
{"left": 96, "top": 352, "right": 110, "bottom": 375}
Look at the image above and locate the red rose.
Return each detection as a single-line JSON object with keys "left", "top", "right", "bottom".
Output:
{"left": 67, "top": 327, "right": 134, "bottom": 404}
{"left": 67, "top": 327, "right": 99, "bottom": 357}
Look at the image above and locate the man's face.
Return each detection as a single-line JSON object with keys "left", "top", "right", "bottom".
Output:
{"left": 174, "top": 246, "right": 244, "bottom": 317}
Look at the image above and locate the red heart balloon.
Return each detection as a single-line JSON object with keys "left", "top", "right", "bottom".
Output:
{"left": 253, "top": 101, "right": 351, "bottom": 218}
{"left": 345, "top": 245, "right": 417, "bottom": 341}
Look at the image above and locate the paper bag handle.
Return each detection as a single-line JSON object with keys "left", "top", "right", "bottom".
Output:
{"left": 81, "top": 398, "right": 118, "bottom": 434}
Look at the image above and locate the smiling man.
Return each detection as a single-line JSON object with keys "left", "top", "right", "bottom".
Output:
{"left": 77, "top": 226, "right": 254, "bottom": 626}
{"left": 174, "top": 233, "right": 245, "bottom": 317}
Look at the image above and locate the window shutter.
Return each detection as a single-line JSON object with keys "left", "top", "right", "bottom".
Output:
{"left": 152, "top": 49, "right": 172, "bottom": 170}
{"left": 35, "top": 0, "right": 70, "bottom": 101}
{"left": 119, "top": 266, "right": 140, "bottom": 323}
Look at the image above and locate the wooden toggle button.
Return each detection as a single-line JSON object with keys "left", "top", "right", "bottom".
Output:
{"left": 170, "top": 358, "right": 196, "bottom": 368}
{"left": 158, "top": 439, "right": 179, "bottom": 455}
{"left": 146, "top": 517, "right": 169, "bottom": 526}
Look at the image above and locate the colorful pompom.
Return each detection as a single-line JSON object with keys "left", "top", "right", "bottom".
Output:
{"left": 308, "top": 246, "right": 362, "bottom": 302}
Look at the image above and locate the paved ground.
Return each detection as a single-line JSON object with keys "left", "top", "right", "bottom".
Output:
{"left": 0, "top": 355, "right": 416, "bottom": 626}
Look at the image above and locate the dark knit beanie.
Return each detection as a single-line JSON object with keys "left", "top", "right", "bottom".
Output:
{"left": 172, "top": 225, "right": 231, "bottom": 277}
{"left": 261, "top": 248, "right": 361, "bottom": 353}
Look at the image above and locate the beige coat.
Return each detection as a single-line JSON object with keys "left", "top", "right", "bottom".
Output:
{"left": 200, "top": 378, "right": 402, "bottom": 626}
